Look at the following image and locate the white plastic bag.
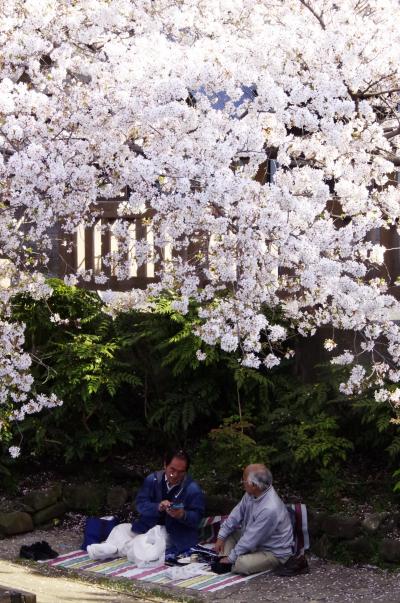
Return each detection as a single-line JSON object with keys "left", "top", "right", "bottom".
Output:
{"left": 107, "top": 522, "right": 138, "bottom": 556}
{"left": 87, "top": 522, "right": 138, "bottom": 560}
{"left": 127, "top": 525, "right": 166, "bottom": 567}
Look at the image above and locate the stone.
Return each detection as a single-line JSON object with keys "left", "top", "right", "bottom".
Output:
{"left": 380, "top": 538, "right": 400, "bottom": 563}
{"left": 0, "top": 512, "right": 34, "bottom": 536}
{"left": 22, "top": 484, "right": 62, "bottom": 512}
{"left": 321, "top": 515, "right": 361, "bottom": 540}
{"left": 106, "top": 486, "right": 128, "bottom": 511}
{"left": 311, "top": 534, "right": 331, "bottom": 559}
{"left": 0, "top": 500, "right": 21, "bottom": 513}
{"left": 379, "top": 512, "right": 400, "bottom": 534}
{"left": 362, "top": 512, "right": 390, "bottom": 533}
{"left": 33, "top": 502, "right": 68, "bottom": 526}
{"left": 346, "top": 536, "right": 376, "bottom": 561}
{"left": 17, "top": 503, "right": 35, "bottom": 514}
{"left": 307, "top": 510, "right": 329, "bottom": 538}
{"left": 63, "top": 483, "right": 105, "bottom": 512}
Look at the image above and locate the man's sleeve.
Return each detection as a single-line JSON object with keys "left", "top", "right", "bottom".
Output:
{"left": 135, "top": 474, "right": 160, "bottom": 519}
{"left": 178, "top": 483, "right": 205, "bottom": 528}
{"left": 217, "top": 499, "right": 244, "bottom": 540}
{"left": 227, "top": 508, "right": 279, "bottom": 563}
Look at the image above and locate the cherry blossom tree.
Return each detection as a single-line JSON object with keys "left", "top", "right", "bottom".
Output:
{"left": 2, "top": 0, "right": 400, "bottom": 451}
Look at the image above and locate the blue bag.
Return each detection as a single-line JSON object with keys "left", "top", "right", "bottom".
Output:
{"left": 81, "top": 515, "right": 119, "bottom": 550}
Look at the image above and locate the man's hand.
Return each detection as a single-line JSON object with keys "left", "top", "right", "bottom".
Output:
{"left": 214, "top": 538, "right": 225, "bottom": 554}
{"left": 219, "top": 556, "right": 231, "bottom": 564}
{"left": 159, "top": 500, "right": 171, "bottom": 512}
{"left": 166, "top": 507, "right": 185, "bottom": 519}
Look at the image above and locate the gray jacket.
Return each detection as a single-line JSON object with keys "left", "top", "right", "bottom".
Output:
{"left": 218, "top": 486, "right": 294, "bottom": 562}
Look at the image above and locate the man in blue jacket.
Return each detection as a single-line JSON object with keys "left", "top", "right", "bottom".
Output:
{"left": 131, "top": 449, "right": 205, "bottom": 555}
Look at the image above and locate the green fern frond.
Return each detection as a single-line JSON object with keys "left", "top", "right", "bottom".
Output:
{"left": 386, "top": 436, "right": 400, "bottom": 458}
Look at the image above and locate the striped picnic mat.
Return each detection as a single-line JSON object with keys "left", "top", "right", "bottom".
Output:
{"left": 47, "top": 549, "right": 266, "bottom": 592}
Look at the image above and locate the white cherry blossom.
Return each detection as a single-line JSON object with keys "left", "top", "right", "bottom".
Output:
{"left": 2, "top": 0, "right": 400, "bottom": 444}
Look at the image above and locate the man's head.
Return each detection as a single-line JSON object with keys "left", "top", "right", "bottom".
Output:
{"left": 164, "top": 449, "right": 190, "bottom": 486}
{"left": 242, "top": 464, "right": 272, "bottom": 497}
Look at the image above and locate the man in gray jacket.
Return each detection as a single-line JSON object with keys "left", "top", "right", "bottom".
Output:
{"left": 214, "top": 464, "right": 293, "bottom": 574}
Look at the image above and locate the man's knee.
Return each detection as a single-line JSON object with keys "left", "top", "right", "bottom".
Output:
{"left": 233, "top": 556, "right": 253, "bottom": 575}
{"left": 233, "top": 551, "right": 280, "bottom": 575}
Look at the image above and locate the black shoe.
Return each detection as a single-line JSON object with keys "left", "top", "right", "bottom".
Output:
{"left": 274, "top": 554, "right": 310, "bottom": 576}
{"left": 19, "top": 541, "right": 58, "bottom": 561}
{"left": 19, "top": 544, "right": 36, "bottom": 560}
{"left": 211, "top": 559, "right": 233, "bottom": 574}
{"left": 37, "top": 541, "right": 58, "bottom": 559}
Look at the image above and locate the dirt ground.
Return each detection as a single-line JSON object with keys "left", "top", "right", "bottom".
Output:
{"left": 1, "top": 526, "right": 400, "bottom": 603}
{"left": 0, "top": 559, "right": 166, "bottom": 603}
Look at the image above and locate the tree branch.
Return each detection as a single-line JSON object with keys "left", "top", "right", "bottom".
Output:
{"left": 298, "top": 0, "right": 326, "bottom": 29}
{"left": 356, "top": 87, "right": 400, "bottom": 99}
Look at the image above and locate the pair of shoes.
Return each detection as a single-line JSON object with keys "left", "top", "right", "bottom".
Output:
{"left": 19, "top": 540, "right": 59, "bottom": 561}
{"left": 274, "top": 554, "right": 310, "bottom": 576}
{"left": 210, "top": 559, "right": 232, "bottom": 574}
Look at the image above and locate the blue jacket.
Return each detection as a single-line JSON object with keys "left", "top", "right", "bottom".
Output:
{"left": 131, "top": 470, "right": 205, "bottom": 554}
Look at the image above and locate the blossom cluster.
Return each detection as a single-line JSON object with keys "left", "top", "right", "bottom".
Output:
{"left": 2, "top": 0, "right": 400, "bottom": 446}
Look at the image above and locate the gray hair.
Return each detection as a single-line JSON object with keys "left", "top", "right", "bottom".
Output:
{"left": 247, "top": 466, "right": 273, "bottom": 490}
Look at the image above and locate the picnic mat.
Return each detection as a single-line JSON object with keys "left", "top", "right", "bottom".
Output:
{"left": 47, "top": 549, "right": 267, "bottom": 593}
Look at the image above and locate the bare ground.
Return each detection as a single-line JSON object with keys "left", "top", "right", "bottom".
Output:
{"left": 1, "top": 525, "right": 400, "bottom": 603}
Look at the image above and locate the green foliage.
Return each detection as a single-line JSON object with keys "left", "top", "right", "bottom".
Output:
{"left": 0, "top": 445, "right": 18, "bottom": 491}
{"left": 5, "top": 283, "right": 400, "bottom": 501}
{"left": 11, "top": 279, "right": 142, "bottom": 462}
{"left": 192, "top": 417, "right": 275, "bottom": 496}
{"left": 393, "top": 468, "right": 400, "bottom": 493}
{"left": 279, "top": 413, "right": 352, "bottom": 467}
{"left": 350, "top": 388, "right": 398, "bottom": 452}
{"left": 147, "top": 381, "right": 218, "bottom": 435}
{"left": 114, "top": 296, "right": 241, "bottom": 444}
{"left": 387, "top": 436, "right": 400, "bottom": 459}
{"left": 251, "top": 372, "right": 353, "bottom": 491}
{"left": 12, "top": 278, "right": 103, "bottom": 349}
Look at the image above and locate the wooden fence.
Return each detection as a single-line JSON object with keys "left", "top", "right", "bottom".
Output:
{"left": 58, "top": 200, "right": 159, "bottom": 290}
{"left": 56, "top": 198, "right": 207, "bottom": 291}
{"left": 53, "top": 163, "right": 400, "bottom": 295}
